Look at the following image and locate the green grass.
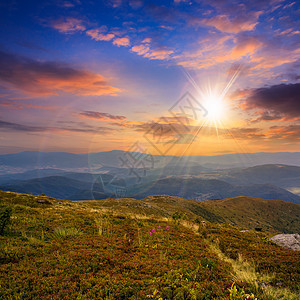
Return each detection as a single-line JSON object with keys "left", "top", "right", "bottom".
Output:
{"left": 0, "top": 190, "right": 299, "bottom": 299}
{"left": 53, "top": 226, "right": 82, "bottom": 238}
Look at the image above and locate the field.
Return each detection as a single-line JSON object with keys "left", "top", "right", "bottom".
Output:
{"left": 0, "top": 190, "right": 299, "bottom": 299}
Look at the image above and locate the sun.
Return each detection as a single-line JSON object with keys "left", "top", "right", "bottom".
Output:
{"left": 204, "top": 92, "right": 225, "bottom": 122}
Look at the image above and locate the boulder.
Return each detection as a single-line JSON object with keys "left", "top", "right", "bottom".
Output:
{"left": 270, "top": 234, "right": 300, "bottom": 251}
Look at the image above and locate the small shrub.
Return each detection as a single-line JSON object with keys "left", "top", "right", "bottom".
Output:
{"left": 228, "top": 283, "right": 257, "bottom": 300}
{"left": 200, "top": 257, "right": 217, "bottom": 269}
{"left": 172, "top": 211, "right": 183, "bottom": 227}
{"left": 0, "top": 206, "right": 12, "bottom": 235}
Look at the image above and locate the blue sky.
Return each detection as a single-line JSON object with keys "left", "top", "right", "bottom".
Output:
{"left": 0, "top": 0, "right": 299, "bottom": 155}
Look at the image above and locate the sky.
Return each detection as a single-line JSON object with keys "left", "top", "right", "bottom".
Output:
{"left": 0, "top": 0, "right": 299, "bottom": 156}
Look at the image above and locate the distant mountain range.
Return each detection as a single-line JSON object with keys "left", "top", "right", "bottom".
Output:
{"left": 128, "top": 177, "right": 300, "bottom": 204}
{"left": 1, "top": 150, "right": 300, "bottom": 173}
{"left": 0, "top": 166, "right": 300, "bottom": 204}
{"left": 1, "top": 151, "right": 300, "bottom": 203}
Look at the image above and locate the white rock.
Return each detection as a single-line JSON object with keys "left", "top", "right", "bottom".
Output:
{"left": 270, "top": 234, "right": 300, "bottom": 251}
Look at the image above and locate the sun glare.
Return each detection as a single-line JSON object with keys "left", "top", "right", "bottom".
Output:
{"left": 204, "top": 92, "right": 225, "bottom": 122}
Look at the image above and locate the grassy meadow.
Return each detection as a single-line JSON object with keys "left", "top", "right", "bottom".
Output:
{"left": 0, "top": 190, "right": 299, "bottom": 299}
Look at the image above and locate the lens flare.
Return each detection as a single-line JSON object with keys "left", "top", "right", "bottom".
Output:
{"left": 203, "top": 91, "right": 225, "bottom": 122}
{"left": 179, "top": 65, "right": 242, "bottom": 156}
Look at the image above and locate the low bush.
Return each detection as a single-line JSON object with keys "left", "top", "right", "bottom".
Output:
{"left": 0, "top": 206, "right": 12, "bottom": 235}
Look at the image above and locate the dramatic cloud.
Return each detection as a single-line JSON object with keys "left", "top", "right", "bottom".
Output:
{"left": 241, "top": 83, "right": 300, "bottom": 121}
{"left": 50, "top": 17, "right": 86, "bottom": 34}
{"left": 79, "top": 111, "right": 127, "bottom": 121}
{"left": 250, "top": 111, "right": 284, "bottom": 123}
{"left": 0, "top": 51, "right": 121, "bottom": 96}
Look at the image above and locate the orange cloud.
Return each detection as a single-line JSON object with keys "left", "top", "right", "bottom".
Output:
{"left": 141, "top": 38, "right": 152, "bottom": 43}
{"left": 267, "top": 125, "right": 300, "bottom": 141}
{"left": 131, "top": 44, "right": 150, "bottom": 55}
{"left": 175, "top": 35, "right": 232, "bottom": 69}
{"left": 0, "top": 51, "right": 121, "bottom": 96}
{"left": 144, "top": 49, "right": 174, "bottom": 60}
{"left": 202, "top": 12, "right": 262, "bottom": 33}
{"left": 86, "top": 28, "right": 115, "bottom": 41}
{"left": 50, "top": 17, "right": 86, "bottom": 34}
{"left": 113, "top": 37, "right": 130, "bottom": 47}
{"left": 131, "top": 37, "right": 174, "bottom": 60}
{"left": 250, "top": 55, "right": 298, "bottom": 70}
{"left": 231, "top": 36, "right": 262, "bottom": 58}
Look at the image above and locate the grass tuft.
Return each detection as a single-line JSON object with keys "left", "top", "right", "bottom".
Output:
{"left": 53, "top": 226, "right": 82, "bottom": 238}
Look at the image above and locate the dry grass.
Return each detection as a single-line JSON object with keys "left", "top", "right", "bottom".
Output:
{"left": 206, "top": 239, "right": 299, "bottom": 300}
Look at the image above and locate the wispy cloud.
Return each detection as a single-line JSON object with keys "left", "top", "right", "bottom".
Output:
{"left": 0, "top": 100, "right": 57, "bottom": 110}
{"left": 49, "top": 17, "right": 86, "bottom": 34}
{"left": 200, "top": 11, "right": 262, "bottom": 33}
{"left": 131, "top": 38, "right": 174, "bottom": 60}
{"left": 79, "top": 111, "right": 127, "bottom": 121}
{"left": 0, "top": 119, "right": 116, "bottom": 134}
{"left": 267, "top": 125, "right": 300, "bottom": 141}
{"left": 86, "top": 26, "right": 115, "bottom": 41}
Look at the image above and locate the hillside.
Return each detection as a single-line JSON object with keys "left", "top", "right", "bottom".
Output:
{"left": 220, "top": 164, "right": 300, "bottom": 187}
{"left": 200, "top": 196, "right": 300, "bottom": 233}
{"left": 129, "top": 177, "right": 300, "bottom": 204}
{"left": 0, "top": 190, "right": 299, "bottom": 299}
{"left": 0, "top": 176, "right": 96, "bottom": 199}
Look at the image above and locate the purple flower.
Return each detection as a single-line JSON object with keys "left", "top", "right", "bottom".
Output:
{"left": 158, "top": 225, "right": 161, "bottom": 229}
{"left": 149, "top": 232, "right": 152, "bottom": 235}
{"left": 138, "top": 228, "right": 141, "bottom": 231}
{"left": 152, "top": 228, "right": 155, "bottom": 232}
{"left": 166, "top": 226, "right": 169, "bottom": 230}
